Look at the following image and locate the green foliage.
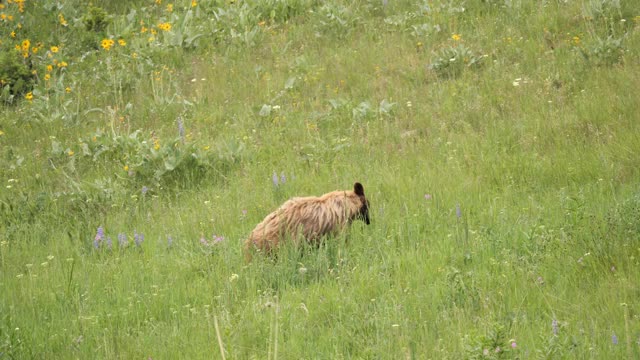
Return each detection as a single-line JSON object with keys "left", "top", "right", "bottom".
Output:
{"left": 250, "top": 0, "right": 318, "bottom": 23}
{"left": 83, "top": 7, "right": 111, "bottom": 33}
{"left": 313, "top": 3, "right": 361, "bottom": 38}
{"left": 580, "top": 35, "right": 626, "bottom": 66}
{"left": 0, "top": 49, "right": 34, "bottom": 102}
{"left": 1, "top": 0, "right": 640, "bottom": 358}
{"left": 429, "top": 44, "right": 486, "bottom": 78}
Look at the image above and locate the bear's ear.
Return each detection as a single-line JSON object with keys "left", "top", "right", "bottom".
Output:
{"left": 354, "top": 182, "right": 365, "bottom": 196}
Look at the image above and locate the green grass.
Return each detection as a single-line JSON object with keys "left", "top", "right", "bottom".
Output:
{"left": 1, "top": 0, "right": 640, "bottom": 358}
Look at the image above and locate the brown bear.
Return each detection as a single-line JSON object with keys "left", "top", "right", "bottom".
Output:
{"left": 244, "top": 182, "right": 370, "bottom": 261}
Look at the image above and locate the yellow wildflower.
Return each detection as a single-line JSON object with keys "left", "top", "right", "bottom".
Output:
{"left": 158, "top": 22, "right": 171, "bottom": 31}
{"left": 124, "top": 165, "right": 129, "bottom": 171}
{"left": 57, "top": 61, "right": 68, "bottom": 68}
{"left": 191, "top": 0, "right": 197, "bottom": 7}
{"left": 21, "top": 39, "right": 30, "bottom": 51}
{"left": 58, "top": 13, "right": 68, "bottom": 26}
{"left": 141, "top": 26, "right": 148, "bottom": 33}
{"left": 452, "top": 34, "right": 461, "bottom": 41}
{"left": 65, "top": 87, "right": 71, "bottom": 93}
{"left": 166, "top": 4, "right": 173, "bottom": 12}
{"left": 153, "top": 139, "right": 160, "bottom": 150}
{"left": 68, "top": 150, "right": 74, "bottom": 156}
{"left": 46, "top": 65, "right": 53, "bottom": 72}
{"left": 100, "top": 39, "right": 115, "bottom": 51}
{"left": 118, "top": 39, "right": 126, "bottom": 46}
{"left": 31, "top": 46, "right": 39, "bottom": 54}
{"left": 50, "top": 46, "right": 59, "bottom": 53}
{"left": 25, "top": 92, "right": 33, "bottom": 101}
{"left": 155, "top": 0, "right": 162, "bottom": 4}
{"left": 1, "top": 14, "right": 6, "bottom": 20}
{"left": 572, "top": 36, "right": 580, "bottom": 45}
{"left": 44, "top": 74, "right": 51, "bottom": 81}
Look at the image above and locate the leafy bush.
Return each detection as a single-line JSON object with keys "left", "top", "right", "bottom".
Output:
{"left": 0, "top": 49, "right": 34, "bottom": 102}
{"left": 83, "top": 7, "right": 111, "bottom": 33}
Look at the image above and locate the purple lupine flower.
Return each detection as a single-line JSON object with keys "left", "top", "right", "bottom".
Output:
{"left": 612, "top": 333, "right": 618, "bottom": 345}
{"left": 552, "top": 319, "right": 559, "bottom": 336}
{"left": 242, "top": 209, "right": 247, "bottom": 216}
{"left": 213, "top": 235, "right": 225, "bottom": 244}
{"left": 94, "top": 226, "right": 105, "bottom": 249}
{"left": 200, "top": 236, "right": 208, "bottom": 246}
{"left": 134, "top": 231, "right": 144, "bottom": 247}
{"left": 455, "top": 204, "right": 461, "bottom": 218}
{"left": 424, "top": 194, "right": 432, "bottom": 200}
{"left": 118, "top": 233, "right": 127, "bottom": 247}
{"left": 280, "top": 172, "right": 286, "bottom": 184}
{"left": 142, "top": 186, "right": 149, "bottom": 195}
{"left": 106, "top": 236, "right": 112, "bottom": 249}
{"left": 511, "top": 341, "right": 517, "bottom": 349}
{"left": 272, "top": 171, "right": 279, "bottom": 186}
{"left": 177, "top": 116, "right": 185, "bottom": 141}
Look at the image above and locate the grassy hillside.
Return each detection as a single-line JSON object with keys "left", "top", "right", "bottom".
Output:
{"left": 1, "top": 0, "right": 639, "bottom": 358}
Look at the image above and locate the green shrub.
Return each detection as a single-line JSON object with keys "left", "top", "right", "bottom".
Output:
{"left": 0, "top": 49, "right": 34, "bottom": 102}
{"left": 83, "top": 6, "right": 111, "bottom": 33}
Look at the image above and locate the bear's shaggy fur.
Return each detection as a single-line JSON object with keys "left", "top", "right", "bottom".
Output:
{"left": 244, "top": 182, "right": 370, "bottom": 261}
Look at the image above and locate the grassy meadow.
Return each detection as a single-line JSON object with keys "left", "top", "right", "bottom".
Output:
{"left": 1, "top": 0, "right": 640, "bottom": 358}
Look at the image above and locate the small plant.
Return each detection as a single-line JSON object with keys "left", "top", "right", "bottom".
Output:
{"left": 159, "top": 9, "right": 205, "bottom": 49}
{"left": 579, "top": 36, "right": 625, "bottom": 66}
{"left": 313, "top": 3, "right": 360, "bottom": 38}
{"left": 352, "top": 101, "right": 373, "bottom": 120}
{"left": 428, "top": 44, "right": 485, "bottom": 78}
